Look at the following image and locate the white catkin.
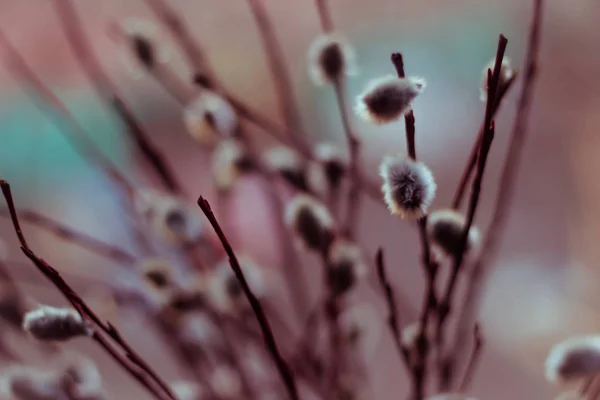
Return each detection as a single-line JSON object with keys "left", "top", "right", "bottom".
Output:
{"left": 183, "top": 91, "right": 238, "bottom": 143}
{"left": 23, "top": 306, "right": 91, "bottom": 342}
{"left": 546, "top": 335, "right": 600, "bottom": 382}
{"left": 284, "top": 194, "right": 335, "bottom": 251}
{"left": 308, "top": 33, "right": 356, "bottom": 85}
{"left": 356, "top": 75, "right": 426, "bottom": 124}
{"left": 480, "top": 56, "right": 515, "bottom": 102}
{"left": 380, "top": 155, "right": 437, "bottom": 218}
{"left": 427, "top": 209, "right": 481, "bottom": 257}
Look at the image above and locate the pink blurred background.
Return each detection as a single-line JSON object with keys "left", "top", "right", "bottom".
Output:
{"left": 1, "top": 0, "right": 600, "bottom": 398}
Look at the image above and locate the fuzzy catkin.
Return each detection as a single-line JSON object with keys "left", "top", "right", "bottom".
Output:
{"left": 23, "top": 306, "right": 90, "bottom": 342}
{"left": 380, "top": 155, "right": 437, "bottom": 218}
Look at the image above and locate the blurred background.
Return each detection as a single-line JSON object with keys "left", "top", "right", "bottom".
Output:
{"left": 0, "top": 0, "right": 599, "bottom": 399}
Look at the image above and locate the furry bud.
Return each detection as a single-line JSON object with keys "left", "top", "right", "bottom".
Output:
{"left": 427, "top": 209, "right": 480, "bottom": 257}
{"left": 134, "top": 189, "right": 204, "bottom": 245}
{"left": 380, "top": 155, "right": 436, "bottom": 218}
{"left": 285, "top": 194, "right": 335, "bottom": 252}
{"left": 59, "top": 355, "right": 103, "bottom": 400}
{"left": 307, "top": 143, "right": 347, "bottom": 195}
{"left": 546, "top": 335, "right": 600, "bottom": 382}
{"left": 118, "top": 18, "right": 169, "bottom": 78}
{"left": 339, "top": 304, "right": 383, "bottom": 360}
{"left": 167, "top": 285, "right": 207, "bottom": 313}
{"left": 139, "top": 257, "right": 174, "bottom": 290}
{"left": 23, "top": 306, "right": 91, "bottom": 342}
{"left": 1, "top": 365, "right": 68, "bottom": 400}
{"left": 212, "top": 139, "right": 254, "bottom": 190}
{"left": 184, "top": 91, "right": 239, "bottom": 144}
{"left": 356, "top": 75, "right": 426, "bottom": 124}
{"left": 480, "top": 57, "right": 515, "bottom": 102}
{"left": 308, "top": 33, "right": 356, "bottom": 85}
{"left": 326, "top": 239, "right": 367, "bottom": 296}
{"left": 263, "top": 147, "right": 309, "bottom": 191}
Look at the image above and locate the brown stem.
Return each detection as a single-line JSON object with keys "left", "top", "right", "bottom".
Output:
{"left": 315, "top": 0, "right": 334, "bottom": 32}
{"left": 450, "top": 0, "right": 544, "bottom": 387}
{"left": 246, "top": 0, "right": 307, "bottom": 152}
{"left": 197, "top": 197, "right": 300, "bottom": 400}
{"left": 52, "top": 0, "right": 184, "bottom": 195}
{"left": 332, "top": 80, "right": 362, "bottom": 239}
{"left": 458, "top": 324, "right": 483, "bottom": 391}
{"left": 390, "top": 51, "right": 434, "bottom": 400}
{"left": 0, "top": 208, "right": 137, "bottom": 265}
{"left": 375, "top": 249, "right": 411, "bottom": 369}
{"left": 0, "top": 29, "right": 135, "bottom": 198}
{"left": 435, "top": 35, "right": 507, "bottom": 391}
{"left": 451, "top": 74, "right": 517, "bottom": 210}
{"left": 0, "top": 180, "right": 176, "bottom": 400}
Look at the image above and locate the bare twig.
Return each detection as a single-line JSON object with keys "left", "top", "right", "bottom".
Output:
{"left": 451, "top": 0, "right": 544, "bottom": 387}
{"left": 52, "top": 0, "right": 184, "bottom": 195}
{"left": 0, "top": 180, "right": 176, "bottom": 400}
{"left": 451, "top": 74, "right": 517, "bottom": 210}
{"left": 390, "top": 51, "right": 433, "bottom": 400}
{"left": 246, "top": 0, "right": 307, "bottom": 152}
{"left": 458, "top": 324, "right": 483, "bottom": 391}
{"left": 375, "top": 248, "right": 411, "bottom": 370}
{"left": 313, "top": 1, "right": 363, "bottom": 238}
{"left": 0, "top": 208, "right": 137, "bottom": 265}
{"left": 197, "top": 196, "right": 300, "bottom": 400}
{"left": 436, "top": 35, "right": 507, "bottom": 390}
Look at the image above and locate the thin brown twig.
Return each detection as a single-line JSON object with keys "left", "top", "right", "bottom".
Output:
{"left": 451, "top": 0, "right": 544, "bottom": 387}
{"left": 375, "top": 248, "right": 411, "bottom": 370}
{"left": 0, "top": 29, "right": 135, "bottom": 198}
{"left": 246, "top": 0, "right": 307, "bottom": 152}
{"left": 458, "top": 324, "right": 483, "bottom": 391}
{"left": 436, "top": 35, "right": 507, "bottom": 391}
{"left": 333, "top": 80, "right": 362, "bottom": 239}
{"left": 197, "top": 196, "right": 300, "bottom": 400}
{"left": 52, "top": 0, "right": 184, "bottom": 195}
{"left": 451, "top": 74, "right": 517, "bottom": 210}
{"left": 390, "top": 51, "right": 433, "bottom": 400}
{"left": 0, "top": 180, "right": 176, "bottom": 400}
{"left": 0, "top": 208, "right": 137, "bottom": 265}
{"left": 315, "top": 0, "right": 334, "bottom": 32}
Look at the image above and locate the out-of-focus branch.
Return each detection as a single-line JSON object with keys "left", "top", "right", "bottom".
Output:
{"left": 458, "top": 324, "right": 483, "bottom": 391}
{"left": 52, "top": 0, "right": 185, "bottom": 195}
{"left": 0, "top": 208, "right": 137, "bottom": 265}
{"left": 0, "top": 29, "right": 135, "bottom": 199}
{"left": 0, "top": 180, "right": 176, "bottom": 400}
{"left": 246, "top": 0, "right": 307, "bottom": 152}
{"left": 375, "top": 248, "right": 411, "bottom": 370}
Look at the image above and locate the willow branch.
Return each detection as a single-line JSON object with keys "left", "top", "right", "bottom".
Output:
{"left": 0, "top": 208, "right": 137, "bottom": 265}
{"left": 451, "top": 0, "right": 544, "bottom": 386}
{"left": 52, "top": 0, "right": 184, "bottom": 195}
{"left": 436, "top": 35, "right": 507, "bottom": 390}
{"left": 458, "top": 324, "right": 483, "bottom": 391}
{"left": 197, "top": 196, "right": 300, "bottom": 400}
{"left": 451, "top": 74, "right": 517, "bottom": 210}
{"left": 0, "top": 29, "right": 135, "bottom": 198}
{"left": 375, "top": 248, "right": 411, "bottom": 370}
{"left": 390, "top": 51, "right": 433, "bottom": 400}
{"left": 246, "top": 0, "right": 307, "bottom": 152}
{"left": 0, "top": 180, "right": 176, "bottom": 400}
